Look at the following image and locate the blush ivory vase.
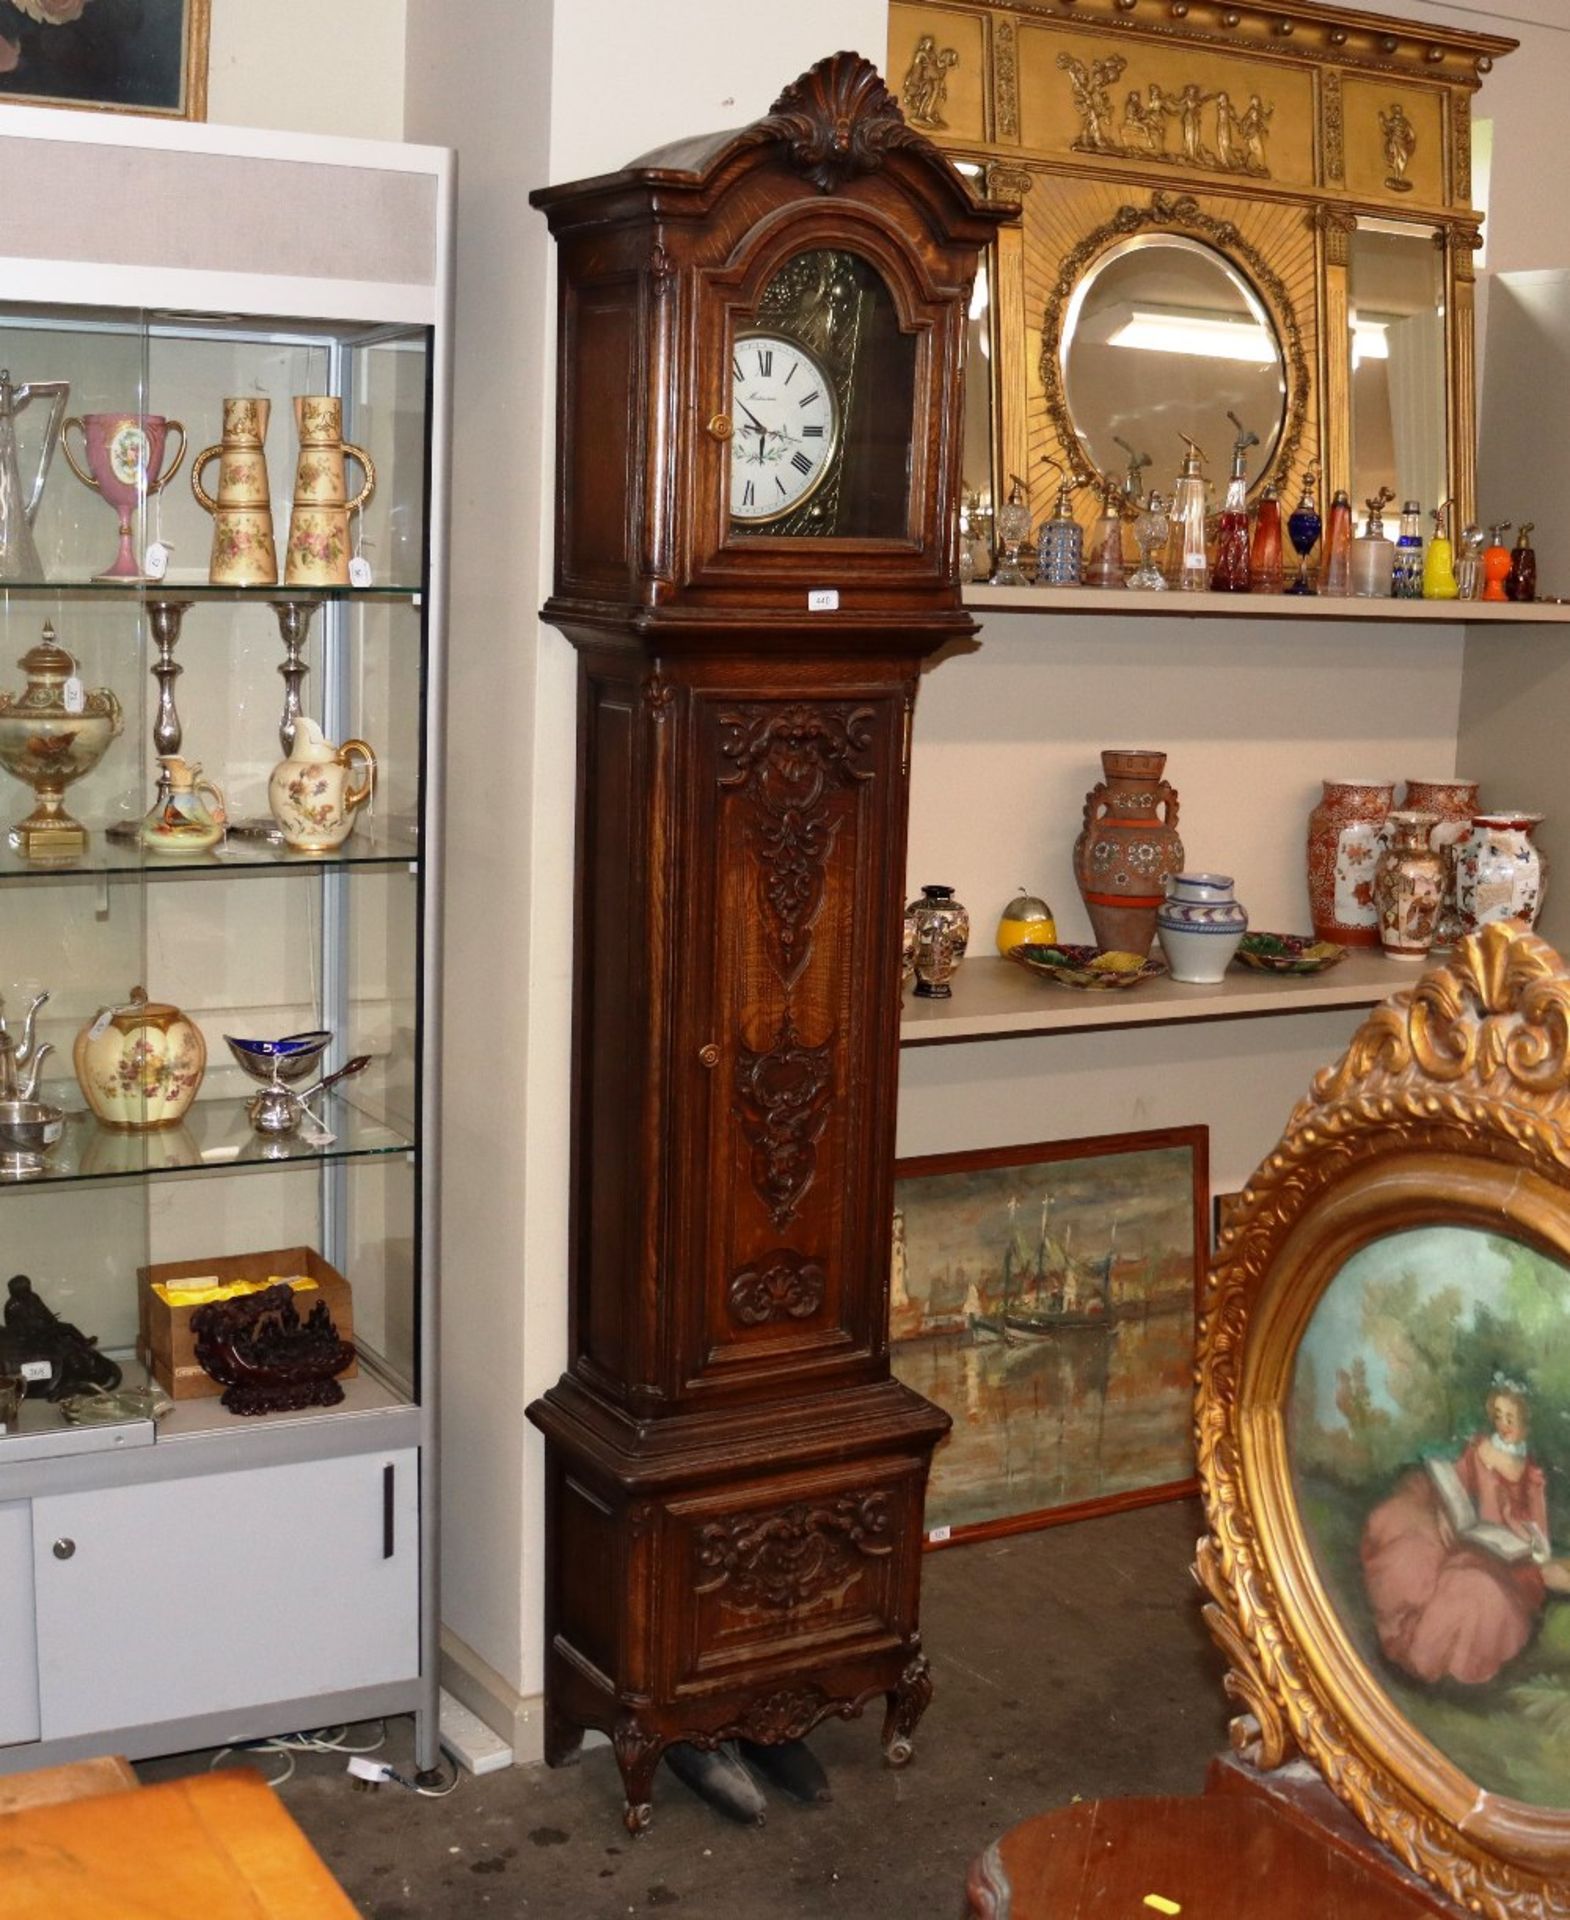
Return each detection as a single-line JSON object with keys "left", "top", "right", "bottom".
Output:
{"left": 1306, "top": 779, "right": 1394, "bottom": 948}
{"left": 1455, "top": 812, "right": 1546, "bottom": 933}
{"left": 267, "top": 717, "right": 376, "bottom": 852}
{"left": 72, "top": 986, "right": 205, "bottom": 1130}
{"left": 1373, "top": 810, "right": 1443, "bottom": 958}
{"left": 191, "top": 396, "right": 277, "bottom": 587}
{"left": 1402, "top": 777, "right": 1480, "bottom": 947}
{"left": 284, "top": 396, "right": 375, "bottom": 587}
{"left": 1072, "top": 749, "right": 1184, "bottom": 955}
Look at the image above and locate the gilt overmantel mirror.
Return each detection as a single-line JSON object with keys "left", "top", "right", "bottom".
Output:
{"left": 891, "top": 0, "right": 1516, "bottom": 538}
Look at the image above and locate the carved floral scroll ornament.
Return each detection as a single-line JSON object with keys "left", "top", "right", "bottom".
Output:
{"left": 695, "top": 1491, "right": 892, "bottom": 1612}
{"left": 758, "top": 52, "right": 927, "bottom": 195}
{"left": 1197, "top": 925, "right": 1570, "bottom": 1920}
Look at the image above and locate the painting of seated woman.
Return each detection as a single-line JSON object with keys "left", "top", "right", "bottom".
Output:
{"left": 1289, "top": 1225, "right": 1570, "bottom": 1811}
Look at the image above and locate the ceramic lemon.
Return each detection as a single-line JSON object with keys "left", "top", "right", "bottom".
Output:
{"left": 996, "top": 887, "right": 1057, "bottom": 956}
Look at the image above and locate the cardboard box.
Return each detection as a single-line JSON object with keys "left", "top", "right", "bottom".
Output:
{"left": 137, "top": 1245, "right": 357, "bottom": 1400}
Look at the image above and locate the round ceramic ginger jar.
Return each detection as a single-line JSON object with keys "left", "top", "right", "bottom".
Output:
{"left": 1306, "top": 779, "right": 1394, "bottom": 948}
{"left": 72, "top": 985, "right": 205, "bottom": 1130}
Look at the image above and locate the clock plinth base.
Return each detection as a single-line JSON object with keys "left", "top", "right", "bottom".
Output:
{"left": 529, "top": 1373, "right": 948, "bottom": 1835}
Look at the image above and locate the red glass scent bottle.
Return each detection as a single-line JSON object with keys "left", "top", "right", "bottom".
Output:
{"left": 1209, "top": 412, "right": 1259, "bottom": 593}
{"left": 1321, "top": 488, "right": 1354, "bottom": 597}
{"left": 1482, "top": 523, "right": 1513, "bottom": 602}
{"left": 1248, "top": 484, "right": 1284, "bottom": 593}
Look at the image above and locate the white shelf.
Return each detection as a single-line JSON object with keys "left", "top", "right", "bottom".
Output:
{"left": 964, "top": 585, "right": 1570, "bottom": 623}
{"left": 899, "top": 950, "right": 1404, "bottom": 1045}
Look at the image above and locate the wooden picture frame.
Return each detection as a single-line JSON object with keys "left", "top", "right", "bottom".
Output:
{"left": 1198, "top": 924, "right": 1570, "bottom": 1918}
{"left": 0, "top": 0, "right": 209, "bottom": 121}
{"left": 891, "top": 1126, "right": 1209, "bottom": 1547}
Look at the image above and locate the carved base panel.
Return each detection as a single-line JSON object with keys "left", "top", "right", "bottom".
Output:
{"left": 530, "top": 1374, "right": 947, "bottom": 1833}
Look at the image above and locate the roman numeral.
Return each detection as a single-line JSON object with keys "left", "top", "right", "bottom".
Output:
{"left": 756, "top": 349, "right": 773, "bottom": 376}
{"left": 791, "top": 451, "right": 813, "bottom": 475}
{"left": 802, "top": 424, "right": 824, "bottom": 438}
{"left": 783, "top": 361, "right": 798, "bottom": 384}
{"left": 798, "top": 390, "right": 820, "bottom": 409}
{"left": 775, "top": 476, "right": 787, "bottom": 497}
{"left": 731, "top": 356, "right": 742, "bottom": 380}
{"left": 742, "top": 481, "right": 755, "bottom": 507}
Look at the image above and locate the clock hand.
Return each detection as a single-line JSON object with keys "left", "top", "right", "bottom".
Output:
{"left": 735, "top": 400, "right": 771, "bottom": 438}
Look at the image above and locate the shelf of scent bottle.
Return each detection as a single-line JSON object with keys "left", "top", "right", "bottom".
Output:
{"left": 963, "top": 586, "right": 1570, "bottom": 623}
{"left": 899, "top": 950, "right": 1403, "bottom": 1046}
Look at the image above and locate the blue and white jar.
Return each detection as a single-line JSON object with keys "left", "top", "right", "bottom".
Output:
{"left": 1156, "top": 872, "right": 1248, "bottom": 983}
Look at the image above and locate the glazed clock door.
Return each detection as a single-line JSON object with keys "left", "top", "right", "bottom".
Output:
{"left": 664, "top": 674, "right": 912, "bottom": 1407}
{"left": 722, "top": 248, "right": 918, "bottom": 544}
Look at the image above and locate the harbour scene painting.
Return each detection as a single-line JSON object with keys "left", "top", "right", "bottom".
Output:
{"left": 1289, "top": 1225, "right": 1570, "bottom": 1810}
{"left": 891, "top": 1128, "right": 1207, "bottom": 1540}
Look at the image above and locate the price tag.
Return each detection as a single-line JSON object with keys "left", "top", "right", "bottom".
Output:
{"left": 20, "top": 1359, "right": 52, "bottom": 1383}
{"left": 144, "top": 542, "right": 170, "bottom": 579}
{"left": 807, "top": 588, "right": 839, "bottom": 611}
{"left": 348, "top": 555, "right": 374, "bottom": 588}
{"left": 87, "top": 1006, "right": 115, "bottom": 1040}
{"left": 62, "top": 677, "right": 85, "bottom": 715}
{"left": 303, "top": 1126, "right": 337, "bottom": 1148}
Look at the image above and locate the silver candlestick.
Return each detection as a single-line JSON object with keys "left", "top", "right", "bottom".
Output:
{"left": 106, "top": 599, "right": 193, "bottom": 839}
{"left": 269, "top": 598, "right": 320, "bottom": 756}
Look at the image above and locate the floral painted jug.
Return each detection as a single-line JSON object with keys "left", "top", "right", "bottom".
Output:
{"left": 268, "top": 717, "right": 376, "bottom": 852}
{"left": 138, "top": 755, "right": 226, "bottom": 856}
{"left": 191, "top": 396, "right": 277, "bottom": 586}
{"left": 284, "top": 396, "right": 375, "bottom": 587}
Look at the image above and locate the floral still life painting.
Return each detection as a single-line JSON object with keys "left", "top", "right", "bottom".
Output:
{"left": 0, "top": 0, "right": 207, "bottom": 118}
{"left": 1289, "top": 1224, "right": 1570, "bottom": 1810}
{"left": 891, "top": 1128, "right": 1207, "bottom": 1541}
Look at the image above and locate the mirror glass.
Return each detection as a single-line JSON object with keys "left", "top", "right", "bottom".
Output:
{"left": 1349, "top": 223, "right": 1447, "bottom": 518}
{"left": 961, "top": 254, "right": 995, "bottom": 576}
{"left": 1061, "top": 235, "right": 1287, "bottom": 492}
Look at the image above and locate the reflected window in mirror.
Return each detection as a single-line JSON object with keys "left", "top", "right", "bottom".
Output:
{"left": 1061, "top": 235, "right": 1286, "bottom": 496}
{"left": 1350, "top": 222, "right": 1447, "bottom": 517}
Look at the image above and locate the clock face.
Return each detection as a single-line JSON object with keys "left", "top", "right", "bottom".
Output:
{"left": 729, "top": 330, "right": 840, "bottom": 526}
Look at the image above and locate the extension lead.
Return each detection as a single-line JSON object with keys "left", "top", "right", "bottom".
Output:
{"left": 346, "top": 1754, "right": 461, "bottom": 1798}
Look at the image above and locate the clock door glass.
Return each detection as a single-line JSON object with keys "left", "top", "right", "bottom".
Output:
{"left": 729, "top": 249, "right": 915, "bottom": 540}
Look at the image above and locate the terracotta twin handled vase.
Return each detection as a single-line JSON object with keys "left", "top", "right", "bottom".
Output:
{"left": 1072, "top": 749, "right": 1184, "bottom": 956}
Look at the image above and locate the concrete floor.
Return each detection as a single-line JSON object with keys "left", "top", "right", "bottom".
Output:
{"left": 145, "top": 1496, "right": 1231, "bottom": 1918}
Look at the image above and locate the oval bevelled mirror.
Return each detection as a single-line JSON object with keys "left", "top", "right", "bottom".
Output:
{"left": 1060, "top": 234, "right": 1288, "bottom": 494}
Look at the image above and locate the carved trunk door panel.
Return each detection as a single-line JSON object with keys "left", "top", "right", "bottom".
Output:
{"left": 665, "top": 1458, "right": 925, "bottom": 1696}
{"left": 673, "top": 686, "right": 906, "bottom": 1399}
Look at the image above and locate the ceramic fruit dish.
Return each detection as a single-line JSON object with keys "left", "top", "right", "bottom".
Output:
{"left": 1009, "top": 943, "right": 1167, "bottom": 991}
{"left": 1233, "top": 932, "right": 1347, "bottom": 975}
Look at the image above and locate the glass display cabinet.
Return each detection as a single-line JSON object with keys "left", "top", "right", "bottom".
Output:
{"left": 0, "top": 108, "right": 450, "bottom": 1772}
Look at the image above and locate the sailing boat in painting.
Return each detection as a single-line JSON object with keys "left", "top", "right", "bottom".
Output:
{"left": 1002, "top": 1195, "right": 1118, "bottom": 1336}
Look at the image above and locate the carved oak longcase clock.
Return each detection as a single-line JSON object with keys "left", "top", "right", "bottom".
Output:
{"left": 528, "top": 54, "right": 1008, "bottom": 1834}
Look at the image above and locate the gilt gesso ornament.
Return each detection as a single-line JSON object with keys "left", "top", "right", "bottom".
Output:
{"left": 1058, "top": 51, "right": 1274, "bottom": 178}
{"left": 1198, "top": 923, "right": 1570, "bottom": 1920}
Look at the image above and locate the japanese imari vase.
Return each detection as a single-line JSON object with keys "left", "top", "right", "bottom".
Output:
{"left": 1307, "top": 778, "right": 1393, "bottom": 948}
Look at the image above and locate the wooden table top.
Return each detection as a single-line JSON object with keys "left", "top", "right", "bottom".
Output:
{"left": 0, "top": 1766, "right": 357, "bottom": 1919}
{"left": 967, "top": 1793, "right": 1451, "bottom": 1918}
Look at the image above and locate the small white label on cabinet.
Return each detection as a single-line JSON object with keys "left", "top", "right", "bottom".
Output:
{"left": 144, "top": 542, "right": 170, "bottom": 579}
{"left": 928, "top": 1523, "right": 951, "bottom": 1544}
{"left": 348, "top": 556, "right": 374, "bottom": 588}
{"left": 20, "top": 1360, "right": 51, "bottom": 1383}
{"left": 807, "top": 588, "right": 839, "bottom": 611}
{"left": 62, "top": 677, "right": 85, "bottom": 715}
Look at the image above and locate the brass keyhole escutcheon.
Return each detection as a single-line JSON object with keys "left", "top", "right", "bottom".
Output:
{"left": 698, "top": 1044, "right": 720, "bottom": 1069}
{"left": 706, "top": 413, "right": 733, "bottom": 442}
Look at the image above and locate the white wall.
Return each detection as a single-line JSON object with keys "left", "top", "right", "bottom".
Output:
{"left": 403, "top": 0, "right": 888, "bottom": 1732}
{"left": 206, "top": 0, "right": 406, "bottom": 138}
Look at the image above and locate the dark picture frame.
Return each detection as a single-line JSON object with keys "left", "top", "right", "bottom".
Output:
{"left": 891, "top": 1126, "right": 1209, "bottom": 1548}
{"left": 0, "top": 0, "right": 209, "bottom": 120}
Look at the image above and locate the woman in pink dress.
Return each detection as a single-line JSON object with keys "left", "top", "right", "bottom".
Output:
{"left": 1361, "top": 1383, "right": 1570, "bottom": 1686}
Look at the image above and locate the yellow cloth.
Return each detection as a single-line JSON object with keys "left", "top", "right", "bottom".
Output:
{"left": 153, "top": 1274, "right": 318, "bottom": 1308}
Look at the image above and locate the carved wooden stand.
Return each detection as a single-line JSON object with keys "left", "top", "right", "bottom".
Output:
{"left": 528, "top": 58, "right": 1006, "bottom": 1832}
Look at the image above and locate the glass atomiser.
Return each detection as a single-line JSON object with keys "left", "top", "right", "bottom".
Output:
{"left": 1393, "top": 500, "right": 1425, "bottom": 599}
{"left": 1455, "top": 522, "right": 1486, "bottom": 600}
{"left": 1248, "top": 483, "right": 1284, "bottom": 594}
{"left": 1035, "top": 460, "right": 1085, "bottom": 587}
{"left": 1210, "top": 412, "right": 1258, "bottom": 592}
{"left": 991, "top": 473, "right": 1033, "bottom": 586}
{"left": 1286, "top": 466, "right": 1321, "bottom": 595}
{"left": 1482, "top": 522, "right": 1513, "bottom": 602}
{"left": 1422, "top": 501, "right": 1458, "bottom": 600}
{"left": 1168, "top": 435, "right": 1210, "bottom": 592}
{"left": 1083, "top": 478, "right": 1127, "bottom": 589}
{"left": 1129, "top": 491, "right": 1170, "bottom": 591}
{"left": 1351, "top": 487, "right": 1397, "bottom": 598}
{"left": 1321, "top": 488, "right": 1354, "bottom": 597}
{"left": 1508, "top": 523, "right": 1537, "bottom": 602}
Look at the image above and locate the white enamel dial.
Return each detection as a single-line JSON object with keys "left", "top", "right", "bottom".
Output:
{"left": 729, "top": 330, "right": 840, "bottom": 525}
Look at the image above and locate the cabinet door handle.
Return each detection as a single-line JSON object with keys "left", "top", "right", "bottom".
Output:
{"left": 52, "top": 1537, "right": 75, "bottom": 1561}
{"left": 383, "top": 1463, "right": 395, "bottom": 1559}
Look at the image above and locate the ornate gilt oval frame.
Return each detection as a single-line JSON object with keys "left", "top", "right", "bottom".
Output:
{"left": 1197, "top": 923, "right": 1570, "bottom": 1917}
{"left": 1037, "top": 189, "right": 1311, "bottom": 508}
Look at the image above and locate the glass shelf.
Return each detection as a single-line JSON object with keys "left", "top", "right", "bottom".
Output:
{"left": 1, "top": 1079, "right": 415, "bottom": 1188}
{"left": 0, "top": 580, "right": 421, "bottom": 601}
{"left": 0, "top": 820, "right": 420, "bottom": 882}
